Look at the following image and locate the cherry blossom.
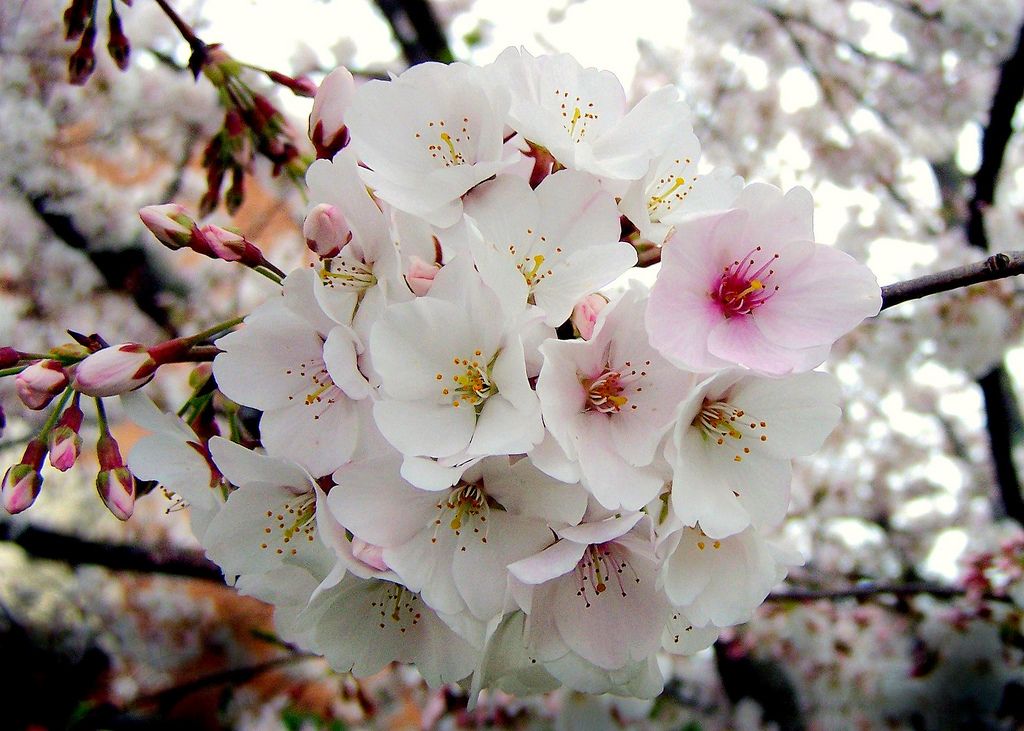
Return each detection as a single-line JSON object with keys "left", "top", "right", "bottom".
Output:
{"left": 647, "top": 183, "right": 882, "bottom": 375}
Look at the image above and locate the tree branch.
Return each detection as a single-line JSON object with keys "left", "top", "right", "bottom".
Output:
{"left": 0, "top": 521, "right": 223, "bottom": 583}
{"left": 26, "top": 194, "right": 180, "bottom": 337}
{"left": 965, "top": 22, "right": 1024, "bottom": 526}
{"left": 373, "top": 0, "right": 453, "bottom": 66}
{"left": 768, "top": 581, "right": 969, "bottom": 602}
{"left": 879, "top": 250, "right": 1024, "bottom": 310}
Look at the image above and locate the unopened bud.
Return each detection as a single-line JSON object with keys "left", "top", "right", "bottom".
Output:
{"left": 268, "top": 70, "right": 318, "bottom": 98}
{"left": 140, "top": 204, "right": 195, "bottom": 250}
{"left": 303, "top": 204, "right": 351, "bottom": 258}
{"left": 405, "top": 256, "right": 441, "bottom": 297}
{"left": 309, "top": 67, "right": 355, "bottom": 159}
{"left": 2, "top": 439, "right": 47, "bottom": 514}
{"left": 351, "top": 538, "right": 389, "bottom": 572}
{"left": 68, "top": 22, "right": 97, "bottom": 85}
{"left": 72, "top": 344, "right": 157, "bottom": 397}
{"left": 48, "top": 400, "right": 84, "bottom": 472}
{"left": 96, "top": 467, "right": 135, "bottom": 520}
{"left": 63, "top": 0, "right": 92, "bottom": 41}
{"left": 195, "top": 225, "right": 266, "bottom": 267}
{"left": 106, "top": 7, "right": 130, "bottom": 70}
{"left": 571, "top": 293, "right": 609, "bottom": 340}
{"left": 0, "top": 347, "right": 21, "bottom": 369}
{"left": 16, "top": 360, "right": 69, "bottom": 410}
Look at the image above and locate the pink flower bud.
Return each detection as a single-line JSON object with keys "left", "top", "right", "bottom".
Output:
{"left": 267, "top": 70, "right": 318, "bottom": 98}
{"left": 405, "top": 256, "right": 440, "bottom": 296}
{"left": 48, "top": 401, "right": 84, "bottom": 472}
{"left": 2, "top": 464, "right": 42, "bottom": 514}
{"left": 48, "top": 426, "right": 82, "bottom": 472}
{"left": 2, "top": 439, "right": 47, "bottom": 514}
{"left": 96, "top": 467, "right": 135, "bottom": 521}
{"left": 571, "top": 293, "right": 609, "bottom": 340}
{"left": 309, "top": 67, "right": 355, "bottom": 159}
{"left": 15, "top": 360, "right": 69, "bottom": 410}
{"left": 303, "top": 204, "right": 351, "bottom": 258}
{"left": 195, "top": 225, "right": 265, "bottom": 267}
{"left": 351, "top": 538, "right": 389, "bottom": 572}
{"left": 72, "top": 344, "right": 157, "bottom": 397}
{"left": 140, "top": 204, "right": 195, "bottom": 250}
{"left": 0, "top": 347, "right": 19, "bottom": 368}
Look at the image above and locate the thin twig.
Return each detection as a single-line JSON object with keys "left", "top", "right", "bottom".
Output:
{"left": 879, "top": 251, "right": 1024, "bottom": 310}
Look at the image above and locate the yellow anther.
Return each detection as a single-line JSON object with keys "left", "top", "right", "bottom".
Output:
{"left": 648, "top": 176, "right": 687, "bottom": 210}
{"left": 440, "top": 132, "right": 462, "bottom": 163}
{"left": 304, "top": 381, "right": 332, "bottom": 405}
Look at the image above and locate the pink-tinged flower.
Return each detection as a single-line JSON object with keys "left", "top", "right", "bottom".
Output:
{"left": 139, "top": 203, "right": 195, "bottom": 250}
{"left": 488, "top": 47, "right": 690, "bottom": 180}
{"left": 72, "top": 344, "right": 156, "bottom": 397}
{"left": 15, "top": 359, "right": 68, "bottom": 409}
{"left": 309, "top": 66, "right": 355, "bottom": 159}
{"left": 618, "top": 130, "right": 743, "bottom": 245}
{"left": 0, "top": 347, "right": 19, "bottom": 368}
{"left": 646, "top": 184, "right": 882, "bottom": 375}
{"left": 507, "top": 512, "right": 670, "bottom": 672}
{"left": 48, "top": 399, "right": 84, "bottom": 472}
{"left": 370, "top": 259, "right": 543, "bottom": 489}
{"left": 463, "top": 171, "right": 636, "bottom": 327}
{"left": 571, "top": 293, "right": 608, "bottom": 340}
{"left": 303, "top": 203, "right": 351, "bottom": 259}
{"left": 666, "top": 369, "right": 841, "bottom": 539}
{"left": 2, "top": 439, "right": 47, "bottom": 514}
{"left": 660, "top": 525, "right": 798, "bottom": 627}
{"left": 536, "top": 287, "right": 694, "bottom": 510}
{"left": 346, "top": 61, "right": 515, "bottom": 227}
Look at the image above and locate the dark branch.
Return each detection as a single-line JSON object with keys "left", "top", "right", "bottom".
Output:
{"left": 879, "top": 251, "right": 1024, "bottom": 310}
{"left": 373, "top": 0, "right": 453, "bottom": 65}
{"left": 965, "top": 22, "right": 1024, "bottom": 526}
{"left": 768, "top": 581, "right": 968, "bottom": 602}
{"left": 27, "top": 194, "right": 180, "bottom": 337}
{"left": 0, "top": 521, "right": 224, "bottom": 583}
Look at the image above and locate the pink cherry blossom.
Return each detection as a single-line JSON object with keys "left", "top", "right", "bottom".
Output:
{"left": 646, "top": 183, "right": 882, "bottom": 375}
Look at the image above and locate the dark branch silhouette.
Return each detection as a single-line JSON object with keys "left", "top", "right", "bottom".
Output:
{"left": 0, "top": 521, "right": 223, "bottom": 583}
{"left": 965, "top": 22, "right": 1024, "bottom": 526}
{"left": 373, "top": 0, "right": 453, "bottom": 65}
{"left": 27, "top": 194, "right": 181, "bottom": 336}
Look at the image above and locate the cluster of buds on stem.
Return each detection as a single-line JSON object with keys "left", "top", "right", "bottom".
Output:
{"left": 63, "top": 0, "right": 132, "bottom": 85}
{"left": 140, "top": 204, "right": 285, "bottom": 279}
{"left": 197, "top": 46, "right": 306, "bottom": 215}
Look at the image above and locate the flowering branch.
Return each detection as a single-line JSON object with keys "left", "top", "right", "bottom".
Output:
{"left": 878, "top": 251, "right": 1024, "bottom": 311}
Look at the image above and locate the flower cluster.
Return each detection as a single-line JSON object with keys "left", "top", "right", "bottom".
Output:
{"left": 127, "top": 48, "right": 882, "bottom": 697}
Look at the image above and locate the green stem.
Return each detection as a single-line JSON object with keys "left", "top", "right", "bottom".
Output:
{"left": 181, "top": 315, "right": 246, "bottom": 346}
{"left": 39, "top": 388, "right": 74, "bottom": 441}
{"left": 0, "top": 365, "right": 27, "bottom": 378}
{"left": 94, "top": 396, "right": 109, "bottom": 434}
{"left": 252, "top": 265, "right": 283, "bottom": 285}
